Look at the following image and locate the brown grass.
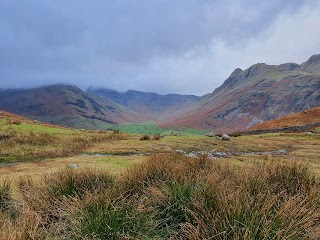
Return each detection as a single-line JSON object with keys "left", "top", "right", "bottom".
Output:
{"left": 0, "top": 127, "right": 127, "bottom": 162}
{"left": 1, "top": 154, "right": 320, "bottom": 239}
{"left": 0, "top": 155, "right": 145, "bottom": 183}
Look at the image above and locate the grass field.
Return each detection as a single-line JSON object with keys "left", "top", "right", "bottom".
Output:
{"left": 111, "top": 123, "right": 206, "bottom": 135}
{"left": 1, "top": 113, "right": 320, "bottom": 239}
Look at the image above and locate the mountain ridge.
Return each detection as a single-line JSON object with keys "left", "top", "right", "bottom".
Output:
{"left": 161, "top": 54, "right": 320, "bottom": 132}
{"left": 87, "top": 87, "right": 199, "bottom": 121}
{"left": 0, "top": 84, "right": 144, "bottom": 129}
{"left": 0, "top": 54, "right": 319, "bottom": 131}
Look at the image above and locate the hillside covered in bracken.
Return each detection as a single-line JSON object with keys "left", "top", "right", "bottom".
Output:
{"left": 249, "top": 106, "right": 320, "bottom": 131}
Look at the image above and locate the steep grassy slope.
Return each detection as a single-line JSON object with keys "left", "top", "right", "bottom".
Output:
{"left": 162, "top": 54, "right": 320, "bottom": 132}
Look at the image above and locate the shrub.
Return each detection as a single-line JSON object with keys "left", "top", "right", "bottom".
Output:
{"left": 230, "top": 132, "right": 242, "bottom": 137}
{"left": 153, "top": 134, "right": 161, "bottom": 140}
{"left": 140, "top": 134, "right": 150, "bottom": 141}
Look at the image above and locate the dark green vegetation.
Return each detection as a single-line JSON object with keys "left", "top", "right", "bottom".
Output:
{"left": 1, "top": 154, "right": 320, "bottom": 239}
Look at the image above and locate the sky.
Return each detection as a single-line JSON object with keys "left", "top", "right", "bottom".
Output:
{"left": 0, "top": 0, "right": 320, "bottom": 95}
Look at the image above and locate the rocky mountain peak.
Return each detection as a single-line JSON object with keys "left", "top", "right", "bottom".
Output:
{"left": 230, "top": 68, "right": 243, "bottom": 78}
{"left": 304, "top": 54, "right": 320, "bottom": 66}
{"left": 221, "top": 68, "right": 244, "bottom": 86}
{"left": 244, "top": 63, "right": 268, "bottom": 78}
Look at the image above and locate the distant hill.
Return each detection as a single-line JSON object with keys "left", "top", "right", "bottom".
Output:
{"left": 87, "top": 88, "right": 199, "bottom": 121}
{"left": 0, "top": 84, "right": 198, "bottom": 129}
{"left": 0, "top": 85, "right": 143, "bottom": 129}
{"left": 162, "top": 54, "right": 320, "bottom": 132}
{"left": 248, "top": 106, "right": 320, "bottom": 131}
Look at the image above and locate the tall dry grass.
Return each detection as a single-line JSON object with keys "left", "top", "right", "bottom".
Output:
{"left": 1, "top": 154, "right": 320, "bottom": 239}
{"left": 0, "top": 129, "right": 127, "bottom": 162}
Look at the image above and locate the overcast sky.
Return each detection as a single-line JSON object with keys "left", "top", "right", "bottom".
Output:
{"left": 0, "top": 0, "right": 320, "bottom": 95}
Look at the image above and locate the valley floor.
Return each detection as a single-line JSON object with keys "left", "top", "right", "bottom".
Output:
{"left": 1, "top": 130, "right": 319, "bottom": 181}
{"left": 1, "top": 118, "right": 320, "bottom": 239}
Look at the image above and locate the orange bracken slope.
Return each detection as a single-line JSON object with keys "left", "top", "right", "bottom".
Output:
{"left": 248, "top": 107, "right": 320, "bottom": 130}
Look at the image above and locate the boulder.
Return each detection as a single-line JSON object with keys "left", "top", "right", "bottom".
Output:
{"left": 205, "top": 132, "right": 215, "bottom": 137}
{"left": 222, "top": 134, "right": 231, "bottom": 141}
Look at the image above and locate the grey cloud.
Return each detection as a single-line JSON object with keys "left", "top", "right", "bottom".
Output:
{"left": 0, "top": 0, "right": 318, "bottom": 94}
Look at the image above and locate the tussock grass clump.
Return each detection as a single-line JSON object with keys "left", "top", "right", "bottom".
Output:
{"left": 19, "top": 169, "right": 114, "bottom": 207}
{"left": 66, "top": 195, "right": 152, "bottom": 240}
{"left": 1, "top": 154, "right": 320, "bottom": 239}
{"left": 0, "top": 181, "right": 18, "bottom": 228}
{"left": 16, "top": 169, "right": 114, "bottom": 235}
{"left": 0, "top": 181, "right": 15, "bottom": 217}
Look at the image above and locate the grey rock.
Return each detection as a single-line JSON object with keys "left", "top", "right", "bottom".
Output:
{"left": 185, "top": 153, "right": 198, "bottom": 158}
{"left": 222, "top": 134, "right": 231, "bottom": 141}
{"left": 68, "top": 163, "right": 79, "bottom": 169}
{"left": 205, "top": 132, "right": 215, "bottom": 137}
{"left": 175, "top": 150, "right": 185, "bottom": 154}
{"left": 277, "top": 149, "right": 287, "bottom": 154}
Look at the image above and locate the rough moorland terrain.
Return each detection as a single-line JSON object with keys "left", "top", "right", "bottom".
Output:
{"left": 1, "top": 111, "right": 320, "bottom": 239}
